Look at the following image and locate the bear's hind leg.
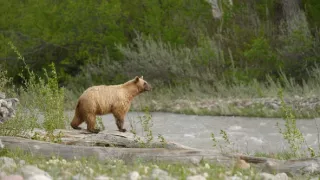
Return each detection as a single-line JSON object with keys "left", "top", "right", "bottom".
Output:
{"left": 86, "top": 114, "right": 100, "bottom": 134}
{"left": 113, "top": 112, "right": 126, "bottom": 132}
{"left": 70, "top": 114, "right": 84, "bottom": 130}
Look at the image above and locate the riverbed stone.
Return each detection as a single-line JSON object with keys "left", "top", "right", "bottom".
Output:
{"left": 94, "top": 176, "right": 111, "bottom": 180}
{"left": 274, "top": 173, "right": 289, "bottom": 180}
{"left": 258, "top": 172, "right": 289, "bottom": 180}
{"left": 186, "top": 175, "right": 206, "bottom": 180}
{"left": 20, "top": 165, "right": 51, "bottom": 179}
{"left": 0, "top": 157, "right": 16, "bottom": 169}
{"left": 72, "top": 174, "right": 87, "bottom": 180}
{"left": 151, "top": 168, "right": 176, "bottom": 180}
{"left": 128, "top": 171, "right": 140, "bottom": 180}
{"left": 225, "top": 176, "right": 243, "bottom": 180}
{"left": 28, "top": 174, "right": 52, "bottom": 180}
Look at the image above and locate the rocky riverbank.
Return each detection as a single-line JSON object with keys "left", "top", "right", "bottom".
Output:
{"left": 0, "top": 156, "right": 302, "bottom": 180}
{"left": 133, "top": 95, "right": 320, "bottom": 118}
{"left": 0, "top": 92, "right": 19, "bottom": 123}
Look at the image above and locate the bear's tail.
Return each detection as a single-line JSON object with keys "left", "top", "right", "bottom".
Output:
{"left": 70, "top": 101, "right": 83, "bottom": 130}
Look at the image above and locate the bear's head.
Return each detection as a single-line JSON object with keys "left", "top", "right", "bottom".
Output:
{"left": 134, "top": 76, "right": 152, "bottom": 92}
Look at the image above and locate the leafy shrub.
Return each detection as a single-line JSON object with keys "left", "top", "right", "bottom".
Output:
{"left": 0, "top": 42, "right": 66, "bottom": 137}
{"left": 244, "top": 37, "right": 280, "bottom": 79}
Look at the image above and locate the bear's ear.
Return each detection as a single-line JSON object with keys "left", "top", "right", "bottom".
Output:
{"left": 134, "top": 76, "right": 139, "bottom": 83}
{"left": 140, "top": 76, "right": 143, "bottom": 79}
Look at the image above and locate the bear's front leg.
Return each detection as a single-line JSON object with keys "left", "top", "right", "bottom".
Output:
{"left": 116, "top": 119, "right": 126, "bottom": 132}
{"left": 86, "top": 114, "right": 100, "bottom": 134}
{"left": 113, "top": 112, "right": 127, "bottom": 132}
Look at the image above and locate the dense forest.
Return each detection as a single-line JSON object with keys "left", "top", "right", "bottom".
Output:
{"left": 1, "top": 0, "right": 320, "bottom": 92}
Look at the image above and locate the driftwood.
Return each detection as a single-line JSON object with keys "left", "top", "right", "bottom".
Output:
{"left": 1, "top": 129, "right": 320, "bottom": 176}
{"left": 22, "top": 128, "right": 195, "bottom": 150}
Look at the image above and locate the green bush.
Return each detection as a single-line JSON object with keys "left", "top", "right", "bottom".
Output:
{"left": 0, "top": 42, "right": 66, "bottom": 136}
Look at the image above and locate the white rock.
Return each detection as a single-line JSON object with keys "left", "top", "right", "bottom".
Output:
{"left": 0, "top": 157, "right": 17, "bottom": 169}
{"left": 20, "top": 165, "right": 52, "bottom": 179}
{"left": 0, "top": 139, "right": 4, "bottom": 149}
{"left": 310, "top": 177, "right": 320, "bottom": 180}
{"left": 0, "top": 107, "right": 9, "bottom": 117}
{"left": 186, "top": 175, "right": 206, "bottom": 180}
{"left": 225, "top": 176, "right": 242, "bottom": 180}
{"left": 128, "top": 171, "right": 140, "bottom": 180}
{"left": 274, "top": 173, "right": 289, "bottom": 180}
{"left": 72, "top": 174, "right": 87, "bottom": 180}
{"left": 27, "top": 174, "right": 52, "bottom": 180}
{"left": 0, "top": 99, "right": 7, "bottom": 107}
{"left": 95, "top": 176, "right": 111, "bottom": 180}
{"left": 151, "top": 168, "right": 175, "bottom": 180}
{"left": 0, "top": 92, "right": 5, "bottom": 99}
{"left": 19, "top": 160, "right": 26, "bottom": 166}
{"left": 151, "top": 168, "right": 168, "bottom": 177}
{"left": 203, "top": 173, "right": 208, "bottom": 178}
{"left": 259, "top": 172, "right": 275, "bottom": 180}
{"left": 188, "top": 168, "right": 197, "bottom": 175}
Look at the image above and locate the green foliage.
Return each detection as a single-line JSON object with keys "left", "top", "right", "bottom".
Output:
{"left": 129, "top": 107, "right": 163, "bottom": 148}
{"left": 0, "top": 42, "right": 66, "bottom": 137}
{"left": 96, "top": 116, "right": 105, "bottom": 131}
{"left": 0, "top": 0, "right": 320, "bottom": 89}
{"left": 244, "top": 37, "right": 280, "bottom": 79}
{"left": 18, "top": 62, "right": 66, "bottom": 132}
{"left": 0, "top": 0, "right": 212, "bottom": 85}
{"left": 220, "top": 130, "right": 231, "bottom": 145}
{"left": 210, "top": 129, "right": 235, "bottom": 153}
{"left": 31, "top": 131, "right": 64, "bottom": 144}
{"left": 0, "top": 66, "right": 12, "bottom": 92}
{"left": 0, "top": 105, "right": 38, "bottom": 137}
{"left": 211, "top": 132, "right": 218, "bottom": 147}
{"left": 303, "top": 0, "right": 320, "bottom": 28}
{"left": 276, "top": 88, "right": 315, "bottom": 158}
{"left": 157, "top": 134, "right": 167, "bottom": 148}
{"left": 276, "top": 89, "right": 304, "bottom": 157}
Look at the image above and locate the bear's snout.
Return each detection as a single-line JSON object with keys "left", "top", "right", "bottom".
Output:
{"left": 145, "top": 84, "right": 152, "bottom": 91}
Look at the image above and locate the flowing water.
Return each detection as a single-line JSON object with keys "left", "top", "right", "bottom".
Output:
{"left": 66, "top": 111, "right": 320, "bottom": 154}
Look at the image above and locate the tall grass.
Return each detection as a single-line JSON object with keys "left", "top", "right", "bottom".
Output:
{"left": 63, "top": 32, "right": 320, "bottom": 118}
{"left": 0, "top": 42, "right": 67, "bottom": 136}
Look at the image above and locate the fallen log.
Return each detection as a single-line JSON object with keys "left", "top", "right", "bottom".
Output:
{"left": 1, "top": 129, "right": 320, "bottom": 176}
{"left": 22, "top": 128, "right": 195, "bottom": 150}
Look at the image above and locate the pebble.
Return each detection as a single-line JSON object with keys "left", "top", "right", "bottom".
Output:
{"left": 128, "top": 171, "right": 140, "bottom": 180}
{"left": 95, "top": 176, "right": 111, "bottom": 180}
{"left": 259, "top": 172, "right": 289, "bottom": 180}
{"left": 28, "top": 174, "right": 52, "bottom": 180}
{"left": 20, "top": 165, "right": 52, "bottom": 179}
{"left": 0, "top": 92, "right": 5, "bottom": 99}
{"left": 151, "top": 168, "right": 176, "bottom": 180}
{"left": 186, "top": 175, "right": 206, "bottom": 180}
{"left": 310, "top": 177, "right": 320, "bottom": 180}
{"left": 0, "top": 157, "right": 17, "bottom": 169}
{"left": 19, "top": 160, "right": 26, "bottom": 166}
{"left": 72, "top": 174, "right": 87, "bottom": 180}
{"left": 225, "top": 176, "right": 243, "bottom": 180}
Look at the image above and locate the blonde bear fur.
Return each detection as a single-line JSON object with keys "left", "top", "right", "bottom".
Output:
{"left": 70, "top": 76, "right": 152, "bottom": 133}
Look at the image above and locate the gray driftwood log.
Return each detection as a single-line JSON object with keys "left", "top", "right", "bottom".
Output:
{"left": 22, "top": 128, "right": 196, "bottom": 150}
{"left": 1, "top": 129, "right": 320, "bottom": 176}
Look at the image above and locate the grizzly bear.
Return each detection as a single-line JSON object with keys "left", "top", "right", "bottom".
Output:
{"left": 70, "top": 76, "right": 152, "bottom": 133}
